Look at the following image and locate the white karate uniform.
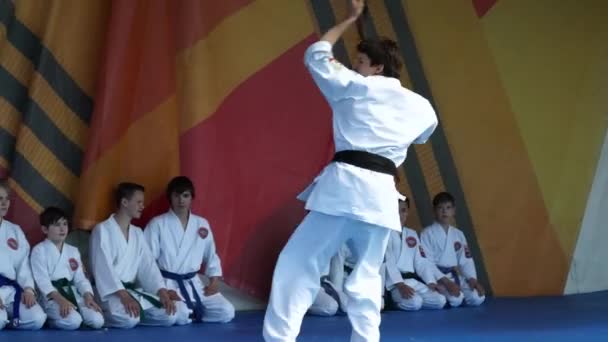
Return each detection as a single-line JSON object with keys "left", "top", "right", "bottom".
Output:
{"left": 89, "top": 215, "right": 190, "bottom": 328}
{"left": 0, "top": 219, "right": 46, "bottom": 330}
{"left": 264, "top": 40, "right": 437, "bottom": 342}
{"left": 420, "top": 223, "right": 485, "bottom": 307}
{"left": 144, "top": 210, "right": 235, "bottom": 323}
{"left": 308, "top": 244, "right": 355, "bottom": 316}
{"left": 384, "top": 227, "right": 446, "bottom": 311}
{"left": 30, "top": 239, "right": 104, "bottom": 329}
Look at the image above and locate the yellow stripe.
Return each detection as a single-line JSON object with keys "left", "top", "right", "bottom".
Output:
{"left": 15, "top": 1, "right": 110, "bottom": 96}
{"left": 73, "top": 96, "right": 181, "bottom": 229}
{"left": 28, "top": 73, "right": 88, "bottom": 149}
{"left": 404, "top": 0, "right": 568, "bottom": 295}
{"left": 177, "top": 0, "right": 315, "bottom": 132}
{"left": 415, "top": 143, "right": 445, "bottom": 198}
{"left": 481, "top": 0, "right": 608, "bottom": 257}
{"left": 8, "top": 177, "right": 43, "bottom": 213}
{"left": 15, "top": 126, "right": 79, "bottom": 201}
{"left": 0, "top": 24, "right": 35, "bottom": 87}
{"left": 0, "top": 97, "right": 21, "bottom": 135}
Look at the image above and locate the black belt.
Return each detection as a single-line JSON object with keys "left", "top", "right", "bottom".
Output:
{"left": 332, "top": 150, "right": 397, "bottom": 177}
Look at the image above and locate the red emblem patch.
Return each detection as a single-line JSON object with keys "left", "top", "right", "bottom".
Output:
{"left": 454, "top": 241, "right": 462, "bottom": 251}
{"left": 406, "top": 236, "right": 417, "bottom": 248}
{"left": 419, "top": 246, "right": 426, "bottom": 258}
{"left": 69, "top": 258, "right": 79, "bottom": 271}
{"left": 198, "top": 227, "right": 208, "bottom": 239}
{"left": 7, "top": 238, "right": 18, "bottom": 250}
{"left": 465, "top": 245, "right": 472, "bottom": 258}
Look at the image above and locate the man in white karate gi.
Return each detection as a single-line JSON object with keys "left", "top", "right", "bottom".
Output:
{"left": 384, "top": 198, "right": 446, "bottom": 311}
{"left": 262, "top": 1, "right": 438, "bottom": 340}
{"left": 145, "top": 176, "right": 235, "bottom": 324}
{"left": 89, "top": 182, "right": 190, "bottom": 328}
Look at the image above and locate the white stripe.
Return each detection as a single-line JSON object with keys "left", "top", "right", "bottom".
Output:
{"left": 564, "top": 129, "right": 608, "bottom": 294}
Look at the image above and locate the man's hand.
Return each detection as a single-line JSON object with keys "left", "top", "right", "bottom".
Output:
{"left": 427, "top": 283, "right": 439, "bottom": 292}
{"left": 467, "top": 278, "right": 486, "bottom": 297}
{"left": 438, "top": 277, "right": 461, "bottom": 297}
{"left": 84, "top": 292, "right": 102, "bottom": 313}
{"left": 396, "top": 283, "right": 415, "bottom": 299}
{"left": 117, "top": 289, "right": 140, "bottom": 318}
{"left": 167, "top": 289, "right": 181, "bottom": 301}
{"left": 320, "top": 0, "right": 364, "bottom": 45}
{"left": 349, "top": 0, "right": 366, "bottom": 19}
{"left": 204, "top": 277, "right": 220, "bottom": 297}
{"left": 158, "top": 288, "right": 176, "bottom": 315}
{"left": 22, "top": 288, "right": 37, "bottom": 308}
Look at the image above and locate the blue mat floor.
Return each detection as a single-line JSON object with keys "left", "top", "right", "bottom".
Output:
{"left": 3, "top": 291, "right": 608, "bottom": 341}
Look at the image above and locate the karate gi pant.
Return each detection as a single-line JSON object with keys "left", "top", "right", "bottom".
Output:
{"left": 389, "top": 279, "right": 446, "bottom": 311}
{"left": 308, "top": 288, "right": 339, "bottom": 317}
{"left": 436, "top": 273, "right": 485, "bottom": 307}
{"left": 0, "top": 295, "right": 46, "bottom": 330}
{"left": 263, "top": 211, "right": 390, "bottom": 342}
{"left": 42, "top": 295, "right": 105, "bottom": 330}
{"left": 100, "top": 291, "right": 190, "bottom": 329}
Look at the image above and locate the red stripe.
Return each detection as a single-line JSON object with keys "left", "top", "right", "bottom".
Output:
{"left": 173, "top": 0, "right": 254, "bottom": 50}
{"left": 472, "top": 0, "right": 499, "bottom": 17}
{"left": 178, "top": 35, "right": 333, "bottom": 298}
{"left": 82, "top": 0, "right": 177, "bottom": 169}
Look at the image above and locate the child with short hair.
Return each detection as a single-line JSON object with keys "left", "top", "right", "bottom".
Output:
{"left": 30, "top": 207, "right": 104, "bottom": 329}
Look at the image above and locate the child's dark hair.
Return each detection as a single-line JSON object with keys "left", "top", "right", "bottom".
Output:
{"left": 432, "top": 192, "right": 455, "bottom": 208}
{"left": 115, "top": 182, "right": 145, "bottom": 207}
{"left": 40, "top": 207, "right": 68, "bottom": 227}
{"left": 166, "top": 176, "right": 195, "bottom": 200}
{"left": 356, "top": 38, "right": 402, "bottom": 79}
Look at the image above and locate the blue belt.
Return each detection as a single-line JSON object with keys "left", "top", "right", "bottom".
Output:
{"left": 438, "top": 266, "right": 460, "bottom": 286}
{"left": 160, "top": 270, "right": 204, "bottom": 322}
{"left": 0, "top": 274, "right": 22, "bottom": 327}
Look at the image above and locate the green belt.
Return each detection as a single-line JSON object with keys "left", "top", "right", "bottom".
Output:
{"left": 122, "top": 282, "right": 162, "bottom": 321}
{"left": 51, "top": 278, "right": 78, "bottom": 309}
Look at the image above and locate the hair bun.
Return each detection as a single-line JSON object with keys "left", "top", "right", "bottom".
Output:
{"left": 381, "top": 38, "right": 398, "bottom": 52}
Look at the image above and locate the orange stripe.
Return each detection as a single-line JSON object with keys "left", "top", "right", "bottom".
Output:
{"left": 174, "top": 0, "right": 254, "bottom": 50}
{"left": 73, "top": 96, "right": 180, "bottom": 229}
{"left": 80, "top": 0, "right": 177, "bottom": 166}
